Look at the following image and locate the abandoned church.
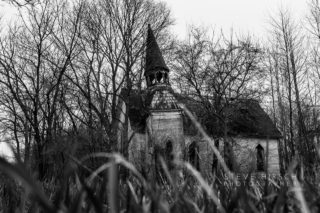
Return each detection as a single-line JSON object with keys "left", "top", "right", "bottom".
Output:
{"left": 117, "top": 26, "right": 282, "bottom": 177}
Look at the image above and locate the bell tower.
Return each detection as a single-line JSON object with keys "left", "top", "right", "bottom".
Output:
{"left": 145, "top": 25, "right": 184, "bottom": 171}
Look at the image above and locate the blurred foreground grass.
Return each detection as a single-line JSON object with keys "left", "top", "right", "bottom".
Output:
{"left": 0, "top": 153, "right": 319, "bottom": 213}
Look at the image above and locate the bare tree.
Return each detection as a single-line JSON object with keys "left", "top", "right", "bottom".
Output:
{"left": 3, "top": 0, "right": 36, "bottom": 7}
{"left": 173, "top": 26, "right": 263, "bottom": 126}
{"left": 0, "top": 0, "right": 173, "bottom": 179}
{"left": 65, "top": 0, "right": 174, "bottom": 160}
{"left": 269, "top": 8, "right": 318, "bottom": 173}
{"left": 264, "top": 47, "right": 289, "bottom": 173}
{"left": 173, "top": 26, "right": 264, "bottom": 170}
{"left": 0, "top": 0, "right": 83, "bottom": 179}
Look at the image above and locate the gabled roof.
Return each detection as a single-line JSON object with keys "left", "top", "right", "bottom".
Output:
{"left": 148, "top": 86, "right": 180, "bottom": 111}
{"left": 145, "top": 25, "right": 169, "bottom": 76}
{"left": 177, "top": 95, "right": 281, "bottom": 138}
{"left": 119, "top": 88, "right": 281, "bottom": 139}
{"left": 224, "top": 99, "right": 281, "bottom": 139}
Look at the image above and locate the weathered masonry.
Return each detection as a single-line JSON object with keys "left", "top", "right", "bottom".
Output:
{"left": 116, "top": 25, "right": 282, "bottom": 177}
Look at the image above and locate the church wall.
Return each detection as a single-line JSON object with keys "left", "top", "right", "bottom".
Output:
{"left": 147, "top": 111, "right": 185, "bottom": 160}
{"left": 118, "top": 99, "right": 280, "bottom": 176}
{"left": 184, "top": 136, "right": 280, "bottom": 175}
{"left": 232, "top": 138, "right": 280, "bottom": 174}
{"left": 185, "top": 136, "right": 224, "bottom": 176}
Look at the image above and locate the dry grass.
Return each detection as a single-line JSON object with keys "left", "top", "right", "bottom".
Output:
{"left": 0, "top": 151, "right": 319, "bottom": 213}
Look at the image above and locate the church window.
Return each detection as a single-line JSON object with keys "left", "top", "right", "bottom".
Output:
{"left": 188, "top": 142, "right": 200, "bottom": 170}
{"left": 212, "top": 139, "right": 219, "bottom": 173}
{"left": 154, "top": 142, "right": 174, "bottom": 183}
{"left": 164, "top": 72, "right": 168, "bottom": 83}
{"left": 156, "top": 71, "right": 163, "bottom": 83}
{"left": 165, "top": 141, "right": 174, "bottom": 170}
{"left": 154, "top": 146, "right": 162, "bottom": 182}
{"left": 256, "top": 144, "right": 265, "bottom": 172}
{"left": 150, "top": 74, "right": 155, "bottom": 85}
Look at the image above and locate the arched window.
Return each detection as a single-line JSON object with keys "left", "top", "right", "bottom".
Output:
{"left": 212, "top": 139, "right": 219, "bottom": 173}
{"left": 156, "top": 71, "right": 163, "bottom": 83}
{"left": 164, "top": 72, "right": 168, "bottom": 83}
{"left": 154, "top": 141, "right": 174, "bottom": 182}
{"left": 188, "top": 142, "right": 200, "bottom": 170}
{"left": 153, "top": 146, "right": 162, "bottom": 182}
{"left": 150, "top": 74, "right": 155, "bottom": 85}
{"left": 256, "top": 144, "right": 265, "bottom": 172}
{"left": 165, "top": 141, "right": 174, "bottom": 170}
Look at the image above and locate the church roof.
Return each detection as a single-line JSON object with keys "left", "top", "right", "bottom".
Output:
{"left": 225, "top": 99, "right": 281, "bottom": 139}
{"left": 148, "top": 86, "right": 180, "bottom": 111}
{"left": 145, "top": 25, "right": 169, "bottom": 76}
{"left": 119, "top": 89, "right": 281, "bottom": 138}
{"left": 177, "top": 95, "right": 281, "bottom": 139}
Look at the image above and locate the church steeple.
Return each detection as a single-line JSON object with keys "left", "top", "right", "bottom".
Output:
{"left": 145, "top": 25, "right": 169, "bottom": 87}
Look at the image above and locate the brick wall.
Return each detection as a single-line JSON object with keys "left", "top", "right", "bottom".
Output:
{"left": 184, "top": 136, "right": 280, "bottom": 175}
{"left": 232, "top": 138, "right": 280, "bottom": 174}
{"left": 147, "top": 111, "right": 185, "bottom": 160}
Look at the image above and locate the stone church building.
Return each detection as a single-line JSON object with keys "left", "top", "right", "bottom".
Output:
{"left": 117, "top": 26, "right": 281, "bottom": 177}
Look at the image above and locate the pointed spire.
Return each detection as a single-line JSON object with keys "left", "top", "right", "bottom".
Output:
{"left": 145, "top": 25, "right": 169, "bottom": 76}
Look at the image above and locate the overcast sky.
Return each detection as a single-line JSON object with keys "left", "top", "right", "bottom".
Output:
{"left": 0, "top": 0, "right": 310, "bottom": 38}
{"left": 163, "top": 0, "right": 309, "bottom": 39}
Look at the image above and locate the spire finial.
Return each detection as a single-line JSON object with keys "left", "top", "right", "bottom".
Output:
{"left": 145, "top": 25, "right": 169, "bottom": 76}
